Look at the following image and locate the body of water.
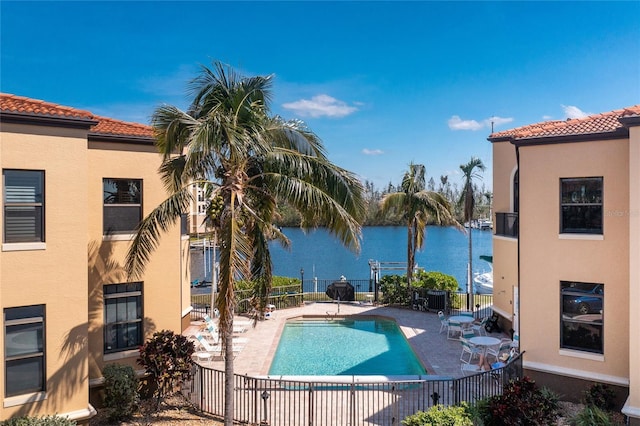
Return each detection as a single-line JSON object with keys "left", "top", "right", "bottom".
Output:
{"left": 192, "top": 226, "right": 492, "bottom": 292}
{"left": 268, "top": 317, "right": 426, "bottom": 376}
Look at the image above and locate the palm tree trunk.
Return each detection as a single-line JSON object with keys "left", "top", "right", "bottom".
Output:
{"left": 224, "top": 319, "right": 234, "bottom": 426}
{"left": 468, "top": 227, "right": 473, "bottom": 311}
{"left": 407, "top": 222, "right": 414, "bottom": 302}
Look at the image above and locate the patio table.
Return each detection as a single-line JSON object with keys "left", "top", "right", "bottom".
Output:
{"left": 448, "top": 315, "right": 475, "bottom": 325}
{"left": 469, "top": 336, "right": 501, "bottom": 357}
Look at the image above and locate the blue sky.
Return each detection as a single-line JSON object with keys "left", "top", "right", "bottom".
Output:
{"left": 2, "top": 1, "right": 639, "bottom": 191}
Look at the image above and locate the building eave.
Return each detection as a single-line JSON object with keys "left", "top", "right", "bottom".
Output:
{"left": 88, "top": 132, "right": 155, "bottom": 145}
{"left": 0, "top": 111, "right": 98, "bottom": 129}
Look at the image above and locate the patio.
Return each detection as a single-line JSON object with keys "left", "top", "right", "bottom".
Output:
{"left": 184, "top": 301, "right": 512, "bottom": 378}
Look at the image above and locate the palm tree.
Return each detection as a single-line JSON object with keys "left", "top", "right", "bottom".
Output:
{"left": 459, "top": 157, "right": 486, "bottom": 311}
{"left": 380, "top": 163, "right": 460, "bottom": 300}
{"left": 125, "top": 62, "right": 365, "bottom": 425}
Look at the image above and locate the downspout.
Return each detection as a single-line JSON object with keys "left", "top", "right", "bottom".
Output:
{"left": 514, "top": 142, "right": 521, "bottom": 344}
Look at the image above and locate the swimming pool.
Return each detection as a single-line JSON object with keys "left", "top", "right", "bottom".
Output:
{"left": 268, "top": 316, "right": 427, "bottom": 376}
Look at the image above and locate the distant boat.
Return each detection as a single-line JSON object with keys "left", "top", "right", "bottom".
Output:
{"left": 474, "top": 270, "right": 493, "bottom": 292}
{"left": 478, "top": 219, "right": 493, "bottom": 230}
{"left": 474, "top": 254, "right": 493, "bottom": 293}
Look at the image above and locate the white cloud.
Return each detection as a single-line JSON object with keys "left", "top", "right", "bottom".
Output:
{"left": 448, "top": 115, "right": 513, "bottom": 131}
{"left": 562, "top": 105, "right": 591, "bottom": 119}
{"left": 542, "top": 115, "right": 553, "bottom": 120}
{"left": 362, "top": 148, "right": 384, "bottom": 156}
{"left": 282, "top": 94, "right": 358, "bottom": 118}
{"left": 448, "top": 115, "right": 483, "bottom": 131}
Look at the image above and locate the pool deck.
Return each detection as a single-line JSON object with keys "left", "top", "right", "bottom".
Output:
{"left": 184, "top": 301, "right": 510, "bottom": 378}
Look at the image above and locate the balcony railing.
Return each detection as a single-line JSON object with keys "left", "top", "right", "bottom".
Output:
{"left": 495, "top": 212, "right": 518, "bottom": 238}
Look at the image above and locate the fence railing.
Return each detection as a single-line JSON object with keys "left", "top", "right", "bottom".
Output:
{"left": 183, "top": 353, "right": 524, "bottom": 425}
{"left": 191, "top": 286, "right": 494, "bottom": 322}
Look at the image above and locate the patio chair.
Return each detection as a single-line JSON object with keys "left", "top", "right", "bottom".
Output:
{"left": 447, "top": 320, "right": 462, "bottom": 340}
{"left": 460, "top": 311, "right": 474, "bottom": 318}
{"left": 486, "top": 338, "right": 512, "bottom": 363}
{"left": 460, "top": 338, "right": 482, "bottom": 364}
{"left": 471, "top": 316, "right": 488, "bottom": 336}
{"left": 461, "top": 328, "right": 475, "bottom": 340}
{"left": 438, "top": 311, "right": 448, "bottom": 334}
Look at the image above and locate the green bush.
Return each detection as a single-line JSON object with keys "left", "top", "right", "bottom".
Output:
{"left": 583, "top": 383, "right": 616, "bottom": 411}
{"left": 475, "top": 376, "right": 560, "bottom": 425}
{"left": 379, "top": 274, "right": 410, "bottom": 305}
{"left": 1, "top": 415, "right": 76, "bottom": 426}
{"left": 137, "top": 330, "right": 195, "bottom": 407}
{"left": 402, "top": 403, "right": 472, "bottom": 426}
{"left": 570, "top": 405, "right": 613, "bottom": 426}
{"left": 102, "top": 363, "right": 138, "bottom": 421}
{"left": 414, "top": 271, "right": 459, "bottom": 292}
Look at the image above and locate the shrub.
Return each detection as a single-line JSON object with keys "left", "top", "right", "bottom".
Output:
{"left": 2, "top": 415, "right": 76, "bottom": 426}
{"left": 570, "top": 405, "right": 613, "bottom": 426}
{"left": 583, "top": 383, "right": 616, "bottom": 411}
{"left": 475, "top": 376, "right": 560, "bottom": 425}
{"left": 414, "top": 271, "right": 459, "bottom": 292}
{"left": 102, "top": 363, "right": 138, "bottom": 421}
{"left": 379, "top": 274, "right": 410, "bottom": 305}
{"left": 137, "top": 330, "right": 195, "bottom": 407}
{"left": 402, "top": 403, "right": 472, "bottom": 426}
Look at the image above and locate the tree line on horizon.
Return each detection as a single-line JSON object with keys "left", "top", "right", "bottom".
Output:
{"left": 274, "top": 174, "right": 492, "bottom": 227}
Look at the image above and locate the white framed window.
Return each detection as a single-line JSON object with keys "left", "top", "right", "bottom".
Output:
{"left": 4, "top": 305, "right": 45, "bottom": 397}
{"left": 104, "top": 282, "right": 143, "bottom": 353}
{"left": 3, "top": 170, "right": 45, "bottom": 243}
{"left": 560, "top": 177, "right": 603, "bottom": 234}
{"left": 103, "top": 178, "right": 142, "bottom": 234}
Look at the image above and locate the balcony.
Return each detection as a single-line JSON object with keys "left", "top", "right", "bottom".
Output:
{"left": 495, "top": 212, "right": 518, "bottom": 238}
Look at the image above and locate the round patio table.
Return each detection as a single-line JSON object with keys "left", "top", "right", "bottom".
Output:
{"left": 448, "top": 315, "right": 474, "bottom": 325}
{"left": 469, "top": 336, "right": 501, "bottom": 356}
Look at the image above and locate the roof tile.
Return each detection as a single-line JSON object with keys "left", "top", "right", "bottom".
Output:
{"left": 490, "top": 105, "right": 640, "bottom": 141}
{"left": 1, "top": 93, "right": 153, "bottom": 139}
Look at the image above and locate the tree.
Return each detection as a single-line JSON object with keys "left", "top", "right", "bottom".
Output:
{"left": 125, "top": 62, "right": 365, "bottom": 425}
{"left": 459, "top": 157, "right": 485, "bottom": 310}
{"left": 380, "top": 163, "right": 460, "bottom": 299}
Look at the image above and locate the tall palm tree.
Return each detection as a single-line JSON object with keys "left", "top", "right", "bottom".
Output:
{"left": 459, "top": 157, "right": 486, "bottom": 311}
{"left": 380, "top": 163, "right": 460, "bottom": 299}
{"left": 125, "top": 62, "right": 365, "bottom": 425}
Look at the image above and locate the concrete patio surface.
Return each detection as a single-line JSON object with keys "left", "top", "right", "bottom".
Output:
{"left": 184, "top": 301, "right": 510, "bottom": 378}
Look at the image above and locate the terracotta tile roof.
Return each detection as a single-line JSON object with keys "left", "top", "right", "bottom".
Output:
{"left": 489, "top": 105, "right": 640, "bottom": 142}
{"left": 0, "top": 93, "right": 94, "bottom": 120}
{"left": 0, "top": 93, "right": 154, "bottom": 140}
{"left": 91, "top": 116, "right": 154, "bottom": 138}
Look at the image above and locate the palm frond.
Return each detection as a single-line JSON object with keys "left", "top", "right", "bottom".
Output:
{"left": 125, "top": 189, "right": 192, "bottom": 279}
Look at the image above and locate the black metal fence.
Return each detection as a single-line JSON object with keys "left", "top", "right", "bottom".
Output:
{"left": 191, "top": 283, "right": 494, "bottom": 322}
{"left": 183, "top": 353, "right": 524, "bottom": 425}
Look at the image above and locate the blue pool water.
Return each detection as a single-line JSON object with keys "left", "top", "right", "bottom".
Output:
{"left": 268, "top": 317, "right": 427, "bottom": 376}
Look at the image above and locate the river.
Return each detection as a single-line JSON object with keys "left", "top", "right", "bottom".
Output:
{"left": 191, "top": 226, "right": 493, "bottom": 293}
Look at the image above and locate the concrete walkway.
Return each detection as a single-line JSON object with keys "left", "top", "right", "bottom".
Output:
{"left": 185, "top": 301, "right": 510, "bottom": 378}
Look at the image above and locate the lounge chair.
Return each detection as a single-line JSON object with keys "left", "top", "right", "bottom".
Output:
{"left": 192, "top": 332, "right": 244, "bottom": 361}
{"left": 201, "top": 322, "right": 249, "bottom": 345}
{"left": 203, "top": 314, "right": 249, "bottom": 333}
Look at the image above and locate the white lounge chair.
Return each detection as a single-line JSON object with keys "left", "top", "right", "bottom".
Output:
{"left": 193, "top": 332, "right": 244, "bottom": 362}
{"left": 201, "top": 323, "right": 249, "bottom": 345}
{"left": 203, "top": 314, "right": 248, "bottom": 333}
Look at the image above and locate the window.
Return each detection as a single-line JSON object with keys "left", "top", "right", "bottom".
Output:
{"left": 180, "top": 214, "right": 189, "bottom": 236}
{"left": 560, "top": 281, "right": 603, "bottom": 354}
{"left": 560, "top": 177, "right": 603, "bottom": 234}
{"left": 103, "top": 178, "right": 142, "bottom": 234}
{"left": 104, "top": 283, "right": 143, "bottom": 353}
{"left": 4, "top": 305, "right": 45, "bottom": 397}
{"left": 3, "top": 170, "right": 44, "bottom": 243}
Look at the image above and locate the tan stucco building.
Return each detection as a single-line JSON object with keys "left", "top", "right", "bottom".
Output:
{"left": 0, "top": 94, "right": 192, "bottom": 422}
{"left": 489, "top": 105, "right": 640, "bottom": 423}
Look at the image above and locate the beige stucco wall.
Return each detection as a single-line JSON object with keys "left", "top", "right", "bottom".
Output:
{"left": 491, "top": 140, "right": 518, "bottom": 323}
{"left": 86, "top": 141, "right": 187, "bottom": 379}
{"left": 519, "top": 137, "right": 630, "bottom": 384}
{"left": 1, "top": 123, "right": 90, "bottom": 418}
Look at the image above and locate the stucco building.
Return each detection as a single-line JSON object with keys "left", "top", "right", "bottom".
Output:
{"left": 0, "top": 94, "right": 192, "bottom": 422}
{"left": 489, "top": 105, "right": 640, "bottom": 423}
